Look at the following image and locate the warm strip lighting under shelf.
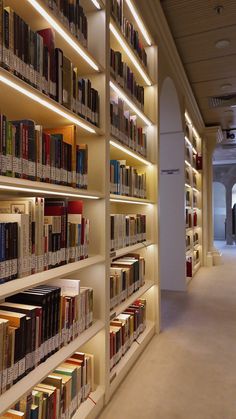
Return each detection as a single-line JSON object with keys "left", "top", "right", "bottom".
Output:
{"left": 110, "top": 197, "right": 152, "bottom": 205}
{"left": 185, "top": 111, "right": 192, "bottom": 125}
{"left": 28, "top": 0, "right": 100, "bottom": 71}
{"left": 192, "top": 146, "right": 198, "bottom": 155}
{"left": 185, "top": 136, "right": 192, "bottom": 148}
{"left": 185, "top": 160, "right": 191, "bottom": 167}
{"left": 109, "top": 22, "right": 152, "bottom": 86}
{"left": 110, "top": 140, "right": 152, "bottom": 166}
{"left": 90, "top": 0, "right": 101, "bottom": 9}
{"left": 0, "top": 184, "right": 100, "bottom": 199}
{"left": 110, "top": 81, "right": 152, "bottom": 126}
{"left": 185, "top": 183, "right": 191, "bottom": 189}
{"left": 125, "top": 0, "right": 152, "bottom": 46}
{"left": 193, "top": 187, "right": 200, "bottom": 193}
{"left": 0, "top": 74, "right": 96, "bottom": 134}
{"left": 192, "top": 167, "right": 199, "bottom": 175}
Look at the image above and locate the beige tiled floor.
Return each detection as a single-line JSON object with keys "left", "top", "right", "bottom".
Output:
{"left": 99, "top": 243, "right": 236, "bottom": 419}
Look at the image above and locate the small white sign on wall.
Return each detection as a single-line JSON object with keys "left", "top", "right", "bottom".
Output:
{"left": 161, "top": 168, "right": 180, "bottom": 175}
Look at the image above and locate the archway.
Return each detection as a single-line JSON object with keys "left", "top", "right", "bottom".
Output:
{"left": 159, "top": 77, "right": 186, "bottom": 292}
{"left": 213, "top": 182, "right": 226, "bottom": 243}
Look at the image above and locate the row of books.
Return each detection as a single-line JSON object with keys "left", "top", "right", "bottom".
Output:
{"left": 110, "top": 49, "right": 145, "bottom": 109}
{"left": 110, "top": 298, "right": 146, "bottom": 370}
{"left": 0, "top": 280, "right": 93, "bottom": 395}
{"left": 110, "top": 214, "right": 146, "bottom": 251}
{"left": 185, "top": 209, "right": 198, "bottom": 228}
{"left": 0, "top": 118, "right": 88, "bottom": 189}
{"left": 0, "top": 8, "right": 99, "bottom": 126}
{"left": 186, "top": 170, "right": 199, "bottom": 188}
{"left": 44, "top": 0, "right": 88, "bottom": 48}
{"left": 110, "top": 98, "right": 148, "bottom": 158}
{"left": 110, "top": 253, "right": 145, "bottom": 310}
{"left": 110, "top": 0, "right": 148, "bottom": 68}
{"left": 0, "top": 198, "right": 89, "bottom": 282}
{"left": 185, "top": 124, "right": 199, "bottom": 154}
{"left": 185, "top": 151, "right": 203, "bottom": 172}
{"left": 110, "top": 160, "right": 146, "bottom": 198}
{"left": 1, "top": 351, "right": 94, "bottom": 419}
{"left": 186, "top": 233, "right": 199, "bottom": 251}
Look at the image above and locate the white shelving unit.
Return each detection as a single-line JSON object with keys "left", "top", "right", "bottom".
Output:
{"left": 0, "top": 0, "right": 160, "bottom": 417}
{"left": 185, "top": 112, "right": 203, "bottom": 282}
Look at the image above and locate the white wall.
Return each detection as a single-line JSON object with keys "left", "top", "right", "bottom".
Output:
{"left": 213, "top": 182, "right": 226, "bottom": 241}
{"left": 159, "top": 132, "right": 186, "bottom": 291}
{"left": 159, "top": 77, "right": 186, "bottom": 291}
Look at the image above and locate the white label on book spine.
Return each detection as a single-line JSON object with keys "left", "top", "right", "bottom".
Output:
{"left": 38, "top": 255, "right": 44, "bottom": 272}
{"left": 0, "top": 261, "right": 5, "bottom": 280}
{"left": 18, "top": 358, "right": 26, "bottom": 376}
{"left": 28, "top": 161, "right": 36, "bottom": 177}
{"left": 2, "top": 369, "right": 7, "bottom": 392}
{"left": 13, "top": 362, "right": 19, "bottom": 381}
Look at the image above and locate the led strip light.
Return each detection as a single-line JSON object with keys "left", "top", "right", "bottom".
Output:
{"left": 28, "top": 0, "right": 100, "bottom": 71}
{"left": 110, "top": 197, "right": 152, "bottom": 205}
{"left": 110, "top": 140, "right": 152, "bottom": 166}
{"left": 90, "top": 0, "right": 101, "bottom": 9}
{"left": 109, "top": 22, "right": 152, "bottom": 86}
{"left": 110, "top": 81, "right": 152, "bottom": 126}
{"left": 0, "top": 74, "right": 96, "bottom": 134}
{"left": 0, "top": 184, "right": 100, "bottom": 199}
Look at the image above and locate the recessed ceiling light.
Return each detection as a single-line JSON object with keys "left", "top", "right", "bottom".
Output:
{"left": 215, "top": 39, "right": 230, "bottom": 49}
{"left": 221, "top": 83, "right": 232, "bottom": 91}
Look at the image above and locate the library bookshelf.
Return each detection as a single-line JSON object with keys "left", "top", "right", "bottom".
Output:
{"left": 185, "top": 112, "right": 202, "bottom": 284}
{"left": 0, "top": 1, "right": 159, "bottom": 418}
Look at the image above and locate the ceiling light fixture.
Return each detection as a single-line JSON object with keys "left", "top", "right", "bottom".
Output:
{"left": 215, "top": 39, "right": 230, "bottom": 49}
{"left": 221, "top": 83, "right": 232, "bottom": 91}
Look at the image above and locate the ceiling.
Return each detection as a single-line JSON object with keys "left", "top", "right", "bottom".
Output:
{"left": 160, "top": 0, "right": 236, "bottom": 131}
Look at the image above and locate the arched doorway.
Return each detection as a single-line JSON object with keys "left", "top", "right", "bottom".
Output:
{"left": 159, "top": 77, "right": 186, "bottom": 291}
{"left": 213, "top": 182, "right": 226, "bottom": 243}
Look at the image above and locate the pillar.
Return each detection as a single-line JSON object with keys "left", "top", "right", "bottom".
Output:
{"left": 203, "top": 127, "right": 224, "bottom": 266}
{"left": 225, "top": 184, "right": 233, "bottom": 245}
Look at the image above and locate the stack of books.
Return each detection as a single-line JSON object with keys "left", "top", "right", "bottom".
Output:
{"left": 110, "top": 0, "right": 148, "bottom": 67}
{"left": 110, "top": 49, "right": 144, "bottom": 109}
{"left": 110, "top": 298, "right": 146, "bottom": 370}
{"left": 110, "top": 214, "right": 146, "bottom": 251}
{"left": 0, "top": 9, "right": 99, "bottom": 126}
{"left": 0, "top": 198, "right": 90, "bottom": 282}
{"left": 44, "top": 0, "right": 88, "bottom": 48}
{"left": 110, "top": 159, "right": 146, "bottom": 198}
{"left": 110, "top": 253, "right": 145, "bottom": 310}
{"left": 110, "top": 98, "right": 147, "bottom": 157}
{"left": 0, "top": 351, "right": 94, "bottom": 418}
{"left": 0, "top": 280, "right": 93, "bottom": 395}
{"left": 0, "top": 119, "right": 88, "bottom": 189}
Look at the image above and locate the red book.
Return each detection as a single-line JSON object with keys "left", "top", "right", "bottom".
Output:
{"left": 68, "top": 201, "right": 83, "bottom": 214}
{"left": 196, "top": 154, "right": 202, "bottom": 170}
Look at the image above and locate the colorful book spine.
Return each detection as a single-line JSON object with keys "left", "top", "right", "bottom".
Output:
{"left": 110, "top": 99, "right": 147, "bottom": 157}
{"left": 110, "top": 159, "right": 146, "bottom": 198}
{"left": 110, "top": 298, "right": 146, "bottom": 370}
{"left": 110, "top": 213, "right": 146, "bottom": 251}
